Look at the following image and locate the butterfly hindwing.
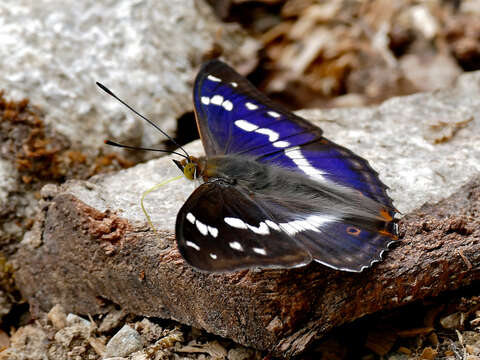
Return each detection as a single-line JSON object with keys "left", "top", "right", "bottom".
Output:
{"left": 252, "top": 192, "right": 397, "bottom": 272}
{"left": 176, "top": 180, "right": 312, "bottom": 272}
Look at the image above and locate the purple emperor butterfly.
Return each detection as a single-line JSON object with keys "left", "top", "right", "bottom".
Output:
{"left": 173, "top": 60, "right": 398, "bottom": 272}
{"left": 99, "top": 60, "right": 398, "bottom": 273}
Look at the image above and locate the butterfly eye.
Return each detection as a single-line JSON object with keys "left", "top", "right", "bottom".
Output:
{"left": 183, "top": 163, "right": 197, "bottom": 180}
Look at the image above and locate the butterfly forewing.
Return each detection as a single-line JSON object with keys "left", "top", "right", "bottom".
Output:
{"left": 193, "top": 60, "right": 322, "bottom": 157}
{"left": 193, "top": 60, "right": 393, "bottom": 208}
{"left": 176, "top": 181, "right": 312, "bottom": 272}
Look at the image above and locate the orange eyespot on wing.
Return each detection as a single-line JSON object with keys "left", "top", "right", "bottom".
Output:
{"left": 380, "top": 207, "right": 393, "bottom": 221}
{"left": 378, "top": 229, "right": 398, "bottom": 240}
{"left": 346, "top": 226, "right": 362, "bottom": 236}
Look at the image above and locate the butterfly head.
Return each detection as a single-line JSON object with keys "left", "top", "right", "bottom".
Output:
{"left": 173, "top": 156, "right": 202, "bottom": 181}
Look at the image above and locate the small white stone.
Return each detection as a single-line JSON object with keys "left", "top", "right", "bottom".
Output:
{"left": 66, "top": 313, "right": 91, "bottom": 328}
{"left": 104, "top": 325, "right": 143, "bottom": 358}
{"left": 48, "top": 304, "right": 67, "bottom": 329}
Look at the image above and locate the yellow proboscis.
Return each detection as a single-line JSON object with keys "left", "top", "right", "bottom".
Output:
{"left": 141, "top": 175, "right": 184, "bottom": 234}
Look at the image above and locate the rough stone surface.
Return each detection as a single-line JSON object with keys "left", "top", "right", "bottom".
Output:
{"left": 0, "top": 0, "right": 258, "bottom": 151}
{"left": 0, "top": 325, "right": 48, "bottom": 360}
{"left": 13, "top": 72, "right": 480, "bottom": 356}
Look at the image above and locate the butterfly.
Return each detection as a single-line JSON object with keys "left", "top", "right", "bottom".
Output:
{"left": 171, "top": 60, "right": 398, "bottom": 273}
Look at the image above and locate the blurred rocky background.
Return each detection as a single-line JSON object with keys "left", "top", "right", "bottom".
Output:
{"left": 1, "top": 0, "right": 480, "bottom": 359}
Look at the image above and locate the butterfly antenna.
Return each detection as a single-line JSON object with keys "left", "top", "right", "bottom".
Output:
{"left": 96, "top": 82, "right": 190, "bottom": 158}
{"left": 105, "top": 140, "right": 189, "bottom": 160}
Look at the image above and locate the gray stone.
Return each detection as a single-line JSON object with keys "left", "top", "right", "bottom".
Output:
{"left": 0, "top": 0, "right": 258, "bottom": 151}
{"left": 105, "top": 325, "right": 143, "bottom": 358}
{"left": 0, "top": 0, "right": 258, "bottom": 269}
{"left": 54, "top": 314, "right": 91, "bottom": 347}
{"left": 66, "top": 313, "right": 91, "bottom": 329}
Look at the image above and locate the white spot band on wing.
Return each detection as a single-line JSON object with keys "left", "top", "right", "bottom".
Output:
{"left": 224, "top": 217, "right": 248, "bottom": 229}
{"left": 195, "top": 220, "right": 208, "bottom": 236}
{"left": 235, "top": 119, "right": 259, "bottom": 132}
{"left": 222, "top": 100, "right": 233, "bottom": 111}
{"left": 207, "top": 74, "right": 221, "bottom": 82}
{"left": 273, "top": 140, "right": 290, "bottom": 148}
{"left": 186, "top": 212, "right": 196, "bottom": 224}
{"left": 267, "top": 111, "right": 281, "bottom": 118}
{"left": 265, "top": 220, "right": 281, "bottom": 231}
{"left": 247, "top": 222, "right": 270, "bottom": 235}
{"left": 210, "top": 95, "right": 224, "bottom": 105}
{"left": 253, "top": 247, "right": 267, "bottom": 255}
{"left": 279, "top": 215, "right": 338, "bottom": 236}
{"left": 229, "top": 241, "right": 244, "bottom": 251}
{"left": 284, "top": 146, "right": 327, "bottom": 181}
{"left": 208, "top": 226, "right": 218, "bottom": 238}
{"left": 255, "top": 128, "right": 279, "bottom": 142}
{"left": 186, "top": 241, "right": 200, "bottom": 251}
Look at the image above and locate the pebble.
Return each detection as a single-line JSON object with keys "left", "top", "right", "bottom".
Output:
{"left": 47, "top": 304, "right": 67, "bottom": 330}
{"left": 104, "top": 325, "right": 143, "bottom": 358}
{"left": 440, "top": 312, "right": 464, "bottom": 329}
